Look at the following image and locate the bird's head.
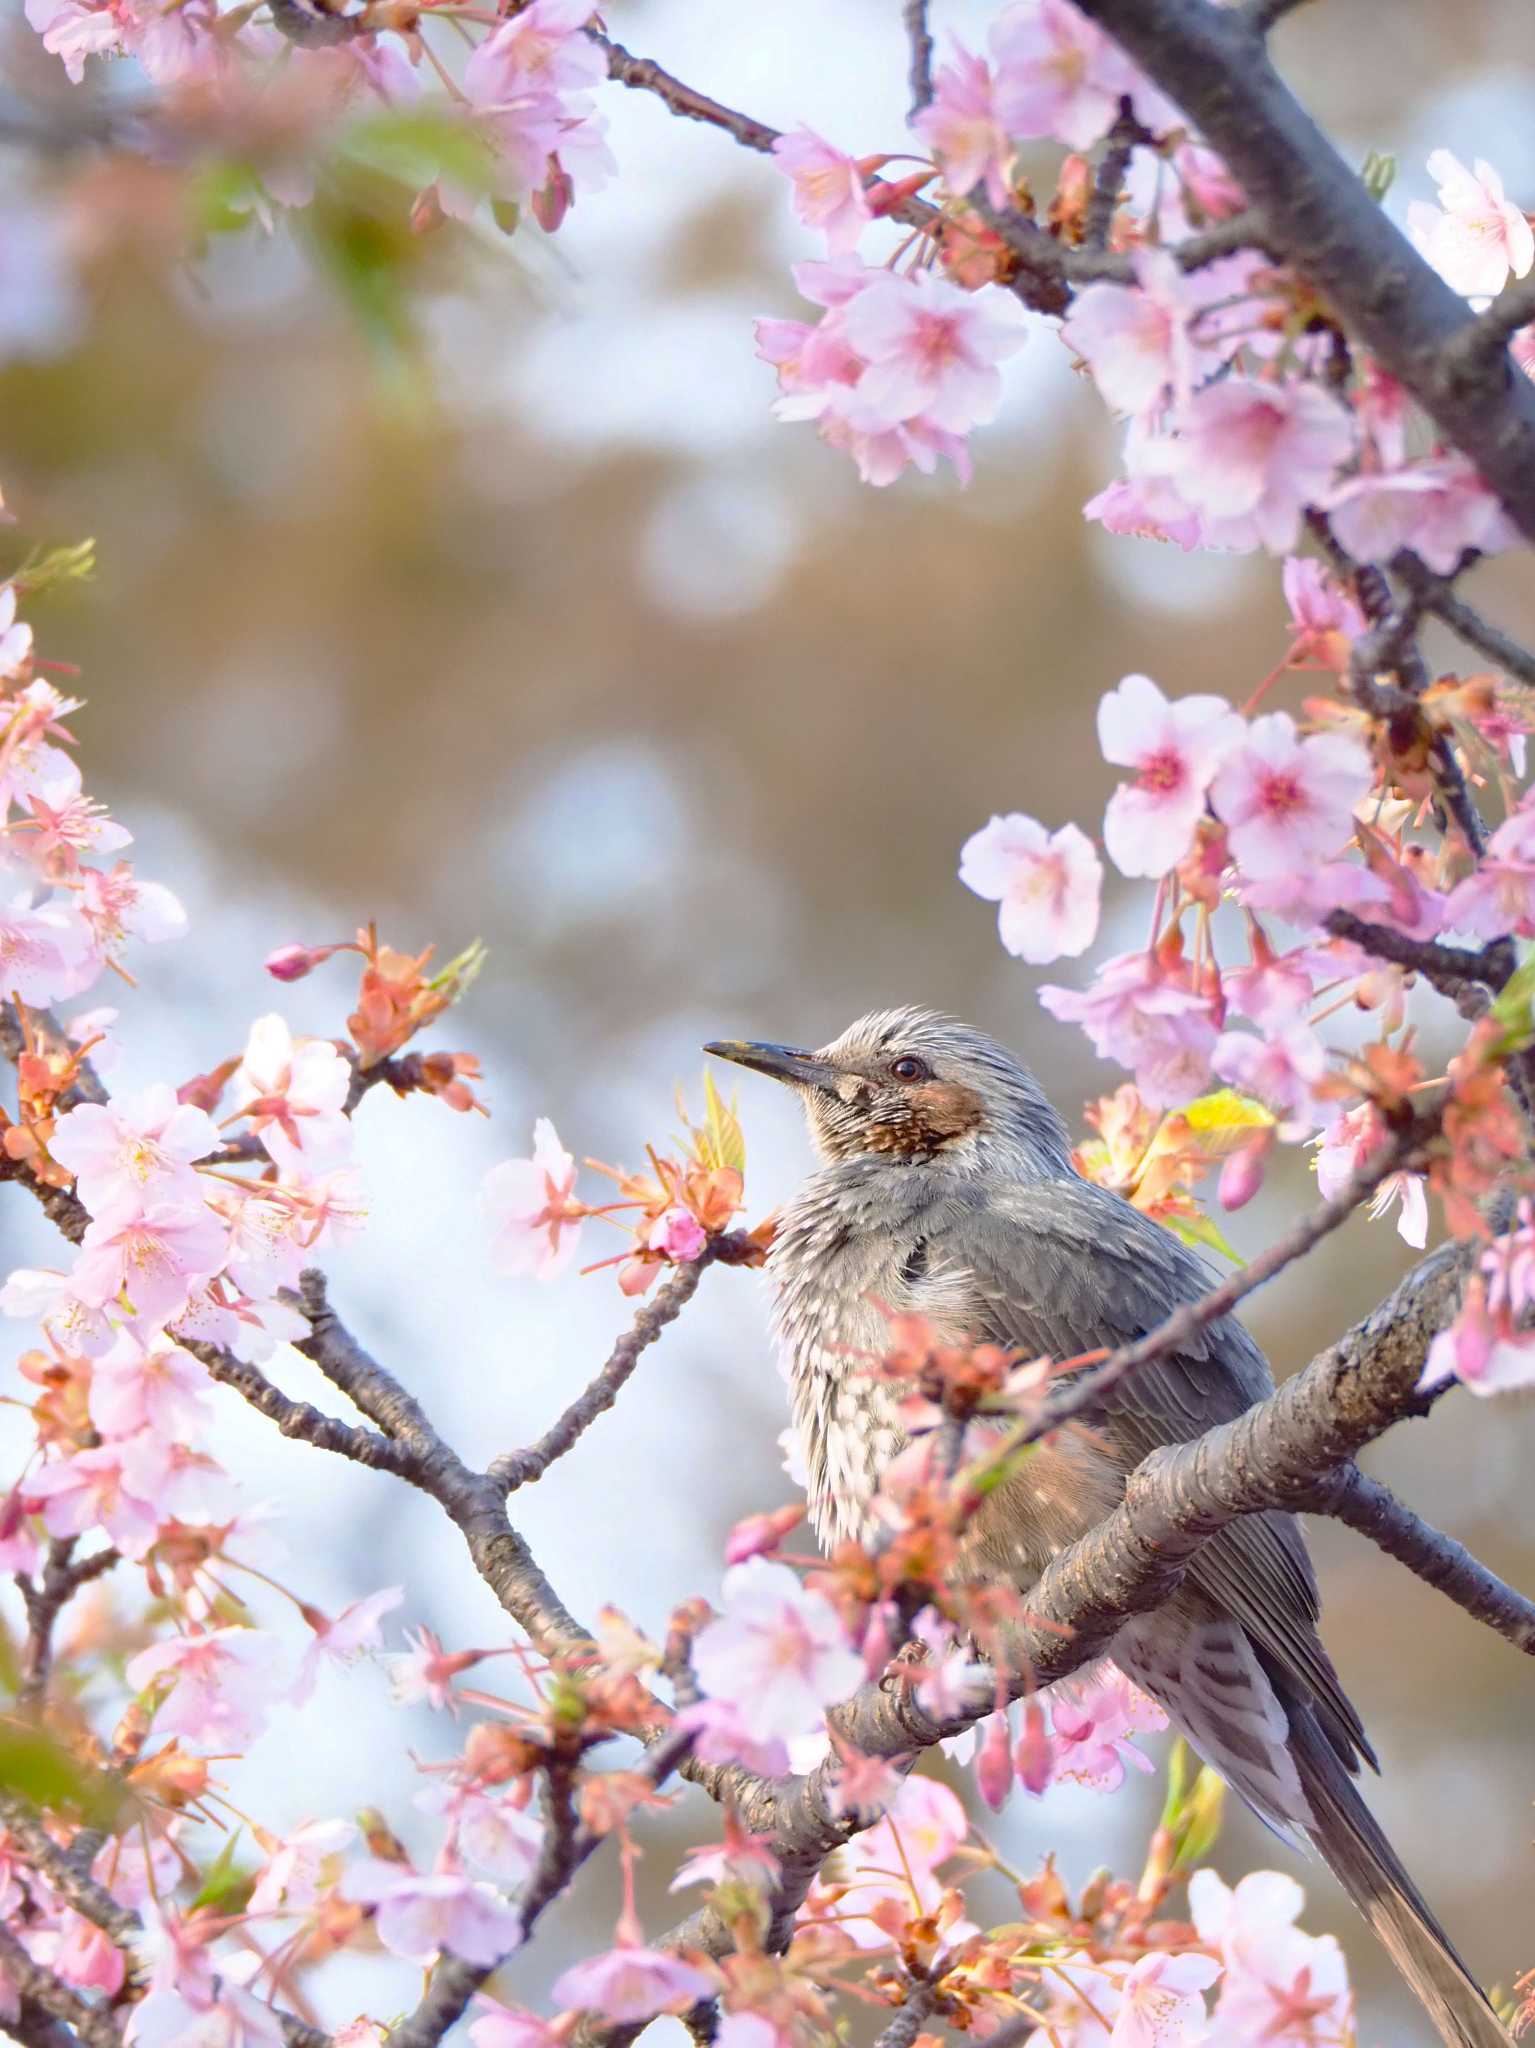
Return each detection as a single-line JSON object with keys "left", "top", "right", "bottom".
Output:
{"left": 705, "top": 1006, "right": 1071, "bottom": 1176}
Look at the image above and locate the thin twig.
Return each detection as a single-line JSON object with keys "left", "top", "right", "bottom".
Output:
{"left": 18, "top": 1542, "right": 121, "bottom": 1707}
{"left": 489, "top": 1252, "right": 717, "bottom": 1491}
{"left": 1313, "top": 1465, "right": 1535, "bottom": 1654}
{"left": 1084, "top": 102, "right": 1147, "bottom": 249}
{"left": 1031, "top": 1112, "right": 1434, "bottom": 1441}
{"left": 902, "top": 0, "right": 935, "bottom": 116}
{"left": 1395, "top": 552, "right": 1535, "bottom": 691}
{"left": 1323, "top": 911, "right": 1510, "bottom": 1006}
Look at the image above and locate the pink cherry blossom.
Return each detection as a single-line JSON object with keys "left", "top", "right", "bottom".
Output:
{"left": 647, "top": 1206, "right": 707, "bottom": 1261}
{"left": 673, "top": 1697, "right": 792, "bottom": 1779}
{"left": 1168, "top": 377, "right": 1356, "bottom": 553}
{"left": 692, "top": 1558, "right": 862, "bottom": 1748}
{"left": 234, "top": 1013, "right": 352, "bottom": 1169}
{"left": 125, "top": 1626, "right": 286, "bottom": 1748}
{"left": 465, "top": 0, "right": 602, "bottom": 95}
{"left": 384, "top": 1624, "right": 473, "bottom": 1712}
{"left": 468, "top": 2003, "right": 561, "bottom": 2048}
{"left": 1024, "top": 1954, "right": 1126, "bottom": 2046}
{"left": 249, "top": 1819, "right": 356, "bottom": 1915}
{"left": 842, "top": 270, "right": 1028, "bottom": 434}
{"left": 1324, "top": 451, "right": 1519, "bottom": 575}
{"left": 770, "top": 128, "right": 872, "bottom": 257}
{"left": 1208, "top": 712, "right": 1371, "bottom": 879}
{"left": 990, "top": 0, "right": 1166, "bottom": 151}
{"left": 1112, "top": 1951, "right": 1220, "bottom": 2048}
{"left": 1083, "top": 469, "right": 1204, "bottom": 551}
{"left": 23, "top": 0, "right": 124, "bottom": 79}
{"left": 0, "top": 1261, "right": 115, "bottom": 1356}
{"left": 34, "top": 1912, "right": 127, "bottom": 1997}
{"left": 79, "top": 861, "right": 188, "bottom": 953}
{"left": 1222, "top": 934, "right": 1314, "bottom": 1031}
{"left": 1213, "top": 1024, "right": 1328, "bottom": 1139}
{"left": 553, "top": 1944, "right": 716, "bottom": 2022}
{"left": 293, "top": 1585, "right": 405, "bottom": 1702}
{"left": 1047, "top": 1666, "right": 1167, "bottom": 1791}
{"left": 343, "top": 1859, "right": 522, "bottom": 1966}
{"left": 1482, "top": 1197, "right": 1535, "bottom": 1320}
{"left": 1189, "top": 1867, "right": 1353, "bottom": 2046}
{"left": 809, "top": 1774, "right": 969, "bottom": 1949}
{"left": 28, "top": 1440, "right": 164, "bottom": 1561}
{"left": 914, "top": 41, "right": 1013, "bottom": 210}
{"left": 959, "top": 813, "right": 1102, "bottom": 963}
{"left": 71, "top": 1198, "right": 229, "bottom": 1323}
{"left": 49, "top": 1084, "right": 218, "bottom": 1220}
{"left": 455, "top": 4, "right": 612, "bottom": 221}
{"left": 88, "top": 1330, "right": 213, "bottom": 1440}
{"left": 1419, "top": 1281, "right": 1535, "bottom": 1398}
{"left": 1062, "top": 251, "right": 1209, "bottom": 420}
{"left": 1281, "top": 557, "right": 1365, "bottom": 671}
{"left": 668, "top": 1809, "right": 781, "bottom": 1893}
{"left": 1442, "top": 798, "right": 1535, "bottom": 938}
{"left": 1096, "top": 673, "right": 1243, "bottom": 879}
{"left": 1407, "top": 150, "right": 1534, "bottom": 303}
{"left": 1313, "top": 1103, "right": 1428, "bottom": 1248}
{"left": 484, "top": 1118, "right": 584, "bottom": 1280}
{"left": 417, "top": 1785, "right": 544, "bottom": 1884}
{"left": 908, "top": 1609, "right": 989, "bottom": 1720}
{"left": 1040, "top": 948, "right": 1219, "bottom": 1109}
{"left": 0, "top": 890, "right": 97, "bottom": 1005}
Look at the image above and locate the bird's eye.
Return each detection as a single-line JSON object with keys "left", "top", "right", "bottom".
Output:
{"left": 890, "top": 1054, "right": 931, "bottom": 1082}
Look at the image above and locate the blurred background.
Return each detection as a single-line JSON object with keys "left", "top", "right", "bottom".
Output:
{"left": 1, "top": 0, "right": 1534, "bottom": 2039}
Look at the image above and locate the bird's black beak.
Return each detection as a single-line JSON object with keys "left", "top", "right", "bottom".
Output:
{"left": 704, "top": 1040, "right": 840, "bottom": 1092}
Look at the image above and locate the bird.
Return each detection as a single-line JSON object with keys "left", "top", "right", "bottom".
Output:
{"left": 706, "top": 1005, "right": 1509, "bottom": 2048}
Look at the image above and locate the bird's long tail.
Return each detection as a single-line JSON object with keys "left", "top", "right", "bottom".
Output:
{"left": 1287, "top": 1701, "right": 1510, "bottom": 2048}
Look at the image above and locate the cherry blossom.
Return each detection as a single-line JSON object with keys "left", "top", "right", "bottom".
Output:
{"left": 1190, "top": 1867, "right": 1354, "bottom": 2046}
{"left": 959, "top": 813, "right": 1103, "bottom": 963}
{"left": 1096, "top": 673, "right": 1243, "bottom": 878}
{"left": 1061, "top": 251, "right": 1209, "bottom": 420}
{"left": 249, "top": 1819, "right": 357, "bottom": 1915}
{"left": 647, "top": 1206, "right": 707, "bottom": 1261}
{"left": 842, "top": 270, "right": 1029, "bottom": 434}
{"left": 1112, "top": 1951, "right": 1220, "bottom": 2047}
{"left": 293, "top": 1585, "right": 405, "bottom": 1702}
{"left": 551, "top": 1944, "right": 716, "bottom": 2022}
{"left": 668, "top": 1809, "right": 781, "bottom": 1893}
{"left": 454, "top": 0, "right": 613, "bottom": 222}
{"left": 909, "top": 1608, "right": 990, "bottom": 1719}
{"left": 1407, "top": 150, "right": 1534, "bottom": 303}
{"left": 1281, "top": 556, "right": 1365, "bottom": 671}
{"left": 809, "top": 1773, "right": 969, "bottom": 1948}
{"left": 28, "top": 1440, "right": 165, "bottom": 1561}
{"left": 421, "top": 1786, "right": 544, "bottom": 1885}
{"left": 990, "top": 0, "right": 1167, "bottom": 152}
{"left": 1047, "top": 1666, "right": 1168, "bottom": 1791}
{"left": 233, "top": 1013, "right": 352, "bottom": 1170}
{"left": 384, "top": 1625, "right": 479, "bottom": 1712}
{"left": 342, "top": 1859, "right": 522, "bottom": 1967}
{"left": 1208, "top": 712, "right": 1371, "bottom": 879}
{"left": 125, "top": 1627, "right": 287, "bottom": 1749}
{"left": 468, "top": 2003, "right": 561, "bottom": 2048}
{"left": 484, "top": 1118, "right": 584, "bottom": 1280}
{"left": 87, "top": 1329, "right": 214, "bottom": 1440}
{"left": 79, "top": 861, "right": 188, "bottom": 956}
{"left": 691, "top": 1557, "right": 862, "bottom": 1749}
{"left": 1040, "top": 947, "right": 1220, "bottom": 1109}
{"left": 1313, "top": 1104, "right": 1428, "bottom": 1247}
{"left": 1213, "top": 1024, "right": 1328, "bottom": 1139}
{"left": 71, "top": 1198, "right": 229, "bottom": 1323}
{"left": 1166, "top": 378, "right": 1356, "bottom": 554}
{"left": 1443, "top": 799, "right": 1535, "bottom": 938}
{"left": 1025, "top": 1954, "right": 1126, "bottom": 2046}
{"left": 770, "top": 128, "right": 873, "bottom": 257}
{"left": 1325, "top": 451, "right": 1520, "bottom": 575}
{"left": 673, "top": 1696, "right": 792, "bottom": 1778}
{"left": 48, "top": 1084, "right": 218, "bottom": 1220}
{"left": 0, "top": 889, "right": 97, "bottom": 1004}
{"left": 914, "top": 41, "right": 1013, "bottom": 211}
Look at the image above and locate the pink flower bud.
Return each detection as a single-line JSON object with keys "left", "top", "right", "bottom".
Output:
{"left": 264, "top": 943, "right": 332, "bottom": 982}
{"left": 1014, "top": 1697, "right": 1053, "bottom": 1796}
{"left": 974, "top": 1708, "right": 1013, "bottom": 1813}
{"left": 647, "top": 1207, "right": 708, "bottom": 1262}
{"left": 724, "top": 1504, "right": 803, "bottom": 1565}
{"left": 1219, "top": 1134, "right": 1271, "bottom": 1212}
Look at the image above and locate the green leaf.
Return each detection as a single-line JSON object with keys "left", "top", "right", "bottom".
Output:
{"left": 702, "top": 1069, "right": 746, "bottom": 1175}
{"left": 189, "top": 160, "right": 269, "bottom": 237}
{"left": 1167, "top": 1209, "right": 1245, "bottom": 1265}
{"left": 1184, "top": 1088, "right": 1275, "bottom": 1148}
{"left": 10, "top": 538, "right": 96, "bottom": 598}
{"left": 0, "top": 1727, "right": 122, "bottom": 1829}
{"left": 1360, "top": 150, "right": 1397, "bottom": 203}
{"left": 1489, "top": 945, "right": 1535, "bottom": 1055}
{"left": 341, "top": 108, "right": 497, "bottom": 200}
{"left": 191, "top": 1830, "right": 252, "bottom": 1913}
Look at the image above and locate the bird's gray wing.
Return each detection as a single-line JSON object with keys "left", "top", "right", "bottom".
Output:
{"left": 957, "top": 1173, "right": 1373, "bottom": 1771}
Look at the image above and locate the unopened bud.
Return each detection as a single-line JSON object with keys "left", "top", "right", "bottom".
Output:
{"left": 1219, "top": 1134, "right": 1272, "bottom": 1212}
{"left": 265, "top": 941, "right": 340, "bottom": 982}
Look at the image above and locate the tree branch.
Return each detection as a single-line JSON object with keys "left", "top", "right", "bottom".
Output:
{"left": 0, "top": 1924, "right": 120, "bottom": 2048}
{"left": 488, "top": 1254, "right": 715, "bottom": 1492}
{"left": 1072, "top": 0, "right": 1535, "bottom": 542}
{"left": 1393, "top": 551, "right": 1535, "bottom": 691}
{"left": 902, "top": 0, "right": 934, "bottom": 117}
{"left": 1314, "top": 1464, "right": 1535, "bottom": 1654}
{"left": 1323, "top": 911, "right": 1509, "bottom": 1008}
{"left": 17, "top": 1542, "right": 121, "bottom": 1707}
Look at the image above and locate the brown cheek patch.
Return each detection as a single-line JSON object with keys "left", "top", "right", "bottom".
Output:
{"left": 865, "top": 1081, "right": 985, "bottom": 1155}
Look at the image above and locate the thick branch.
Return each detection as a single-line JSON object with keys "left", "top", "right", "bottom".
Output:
{"left": 1072, "top": 0, "right": 1535, "bottom": 541}
{"left": 1323, "top": 911, "right": 1509, "bottom": 1006}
